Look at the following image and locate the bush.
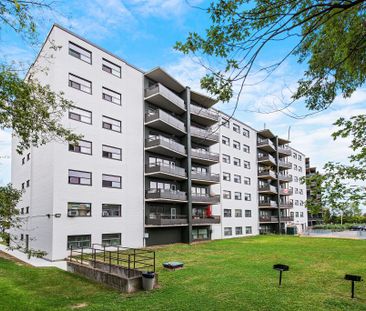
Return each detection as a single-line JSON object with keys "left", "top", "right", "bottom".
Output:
{"left": 313, "top": 223, "right": 366, "bottom": 231}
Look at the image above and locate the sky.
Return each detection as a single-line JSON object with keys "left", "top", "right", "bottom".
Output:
{"left": 1, "top": 0, "right": 366, "bottom": 185}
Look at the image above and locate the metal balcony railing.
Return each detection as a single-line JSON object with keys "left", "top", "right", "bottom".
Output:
{"left": 192, "top": 215, "right": 220, "bottom": 224}
{"left": 190, "top": 126, "right": 219, "bottom": 142}
{"left": 145, "top": 163, "right": 186, "bottom": 178}
{"left": 145, "top": 214, "right": 188, "bottom": 226}
{"left": 145, "top": 109, "right": 186, "bottom": 133}
{"left": 258, "top": 184, "right": 277, "bottom": 193}
{"left": 190, "top": 104, "right": 219, "bottom": 121}
{"left": 191, "top": 149, "right": 219, "bottom": 162}
{"left": 191, "top": 194, "right": 220, "bottom": 204}
{"left": 258, "top": 170, "right": 277, "bottom": 179}
{"left": 257, "top": 154, "right": 276, "bottom": 164}
{"left": 257, "top": 139, "right": 275, "bottom": 150}
{"left": 145, "top": 189, "right": 187, "bottom": 201}
{"left": 144, "top": 83, "right": 185, "bottom": 111}
{"left": 191, "top": 171, "right": 220, "bottom": 182}
{"left": 145, "top": 136, "right": 186, "bottom": 156}
{"left": 259, "top": 200, "right": 278, "bottom": 207}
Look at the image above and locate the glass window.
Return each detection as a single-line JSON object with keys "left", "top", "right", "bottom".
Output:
{"left": 102, "top": 115, "right": 121, "bottom": 132}
{"left": 243, "top": 144, "right": 250, "bottom": 153}
{"left": 244, "top": 193, "right": 251, "bottom": 201}
{"left": 223, "top": 190, "right": 231, "bottom": 199}
{"left": 102, "top": 58, "right": 121, "bottom": 77}
{"left": 22, "top": 158, "right": 25, "bottom": 165}
{"left": 222, "top": 136, "right": 230, "bottom": 146}
{"left": 192, "top": 228, "right": 208, "bottom": 240}
{"left": 243, "top": 161, "right": 251, "bottom": 169}
{"left": 234, "top": 174, "right": 241, "bottom": 183}
{"left": 68, "top": 73, "right": 92, "bottom": 94}
{"left": 233, "top": 157, "right": 241, "bottom": 166}
{"left": 67, "top": 202, "right": 91, "bottom": 217}
{"left": 234, "top": 192, "right": 242, "bottom": 200}
{"left": 102, "top": 145, "right": 122, "bottom": 161}
{"left": 245, "top": 210, "right": 252, "bottom": 217}
{"left": 243, "top": 128, "right": 250, "bottom": 138}
{"left": 27, "top": 153, "right": 30, "bottom": 161}
{"left": 243, "top": 177, "right": 251, "bottom": 185}
{"left": 102, "top": 233, "right": 121, "bottom": 246}
{"left": 68, "top": 170, "right": 92, "bottom": 185}
{"left": 224, "top": 209, "right": 232, "bottom": 217}
{"left": 69, "top": 140, "right": 92, "bottom": 155}
{"left": 69, "top": 106, "right": 92, "bottom": 124}
{"left": 235, "top": 209, "right": 242, "bottom": 217}
{"left": 224, "top": 227, "right": 232, "bottom": 236}
{"left": 235, "top": 227, "right": 243, "bottom": 235}
{"left": 102, "top": 174, "right": 121, "bottom": 188}
{"left": 233, "top": 123, "right": 240, "bottom": 133}
{"left": 233, "top": 140, "right": 240, "bottom": 149}
{"left": 26, "top": 180, "right": 30, "bottom": 187}
{"left": 68, "top": 42, "right": 92, "bottom": 64}
{"left": 102, "top": 204, "right": 122, "bottom": 217}
{"left": 102, "top": 87, "right": 121, "bottom": 105}
{"left": 223, "top": 172, "right": 231, "bottom": 181}
{"left": 221, "top": 118, "right": 230, "bottom": 128}
{"left": 245, "top": 226, "right": 252, "bottom": 234}
{"left": 67, "top": 235, "right": 91, "bottom": 249}
{"left": 222, "top": 154, "right": 230, "bottom": 164}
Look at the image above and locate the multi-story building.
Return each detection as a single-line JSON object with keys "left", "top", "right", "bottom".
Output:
{"left": 11, "top": 25, "right": 309, "bottom": 260}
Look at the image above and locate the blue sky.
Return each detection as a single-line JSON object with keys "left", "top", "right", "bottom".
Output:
{"left": 1, "top": 0, "right": 366, "bottom": 185}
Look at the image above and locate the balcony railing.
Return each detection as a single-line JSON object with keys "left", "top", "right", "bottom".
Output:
{"left": 279, "top": 201, "right": 294, "bottom": 208}
{"left": 190, "top": 126, "right": 219, "bottom": 143}
{"left": 259, "top": 216, "right": 294, "bottom": 222}
{"left": 258, "top": 184, "right": 277, "bottom": 193}
{"left": 279, "top": 188, "right": 293, "bottom": 196}
{"left": 258, "top": 170, "right": 277, "bottom": 179}
{"left": 145, "top": 109, "right": 186, "bottom": 134}
{"left": 278, "top": 160, "right": 292, "bottom": 169}
{"left": 259, "top": 200, "right": 278, "bottom": 207}
{"left": 257, "top": 154, "right": 276, "bottom": 164}
{"left": 281, "top": 216, "right": 294, "bottom": 222}
{"left": 277, "top": 173, "right": 293, "bottom": 182}
{"left": 190, "top": 104, "right": 219, "bottom": 122}
{"left": 192, "top": 215, "right": 220, "bottom": 224}
{"left": 278, "top": 146, "right": 291, "bottom": 156}
{"left": 145, "top": 136, "right": 186, "bottom": 156}
{"left": 145, "top": 189, "right": 187, "bottom": 201}
{"left": 257, "top": 139, "right": 275, "bottom": 150}
{"left": 145, "top": 83, "right": 186, "bottom": 112}
{"left": 191, "top": 171, "right": 220, "bottom": 183}
{"left": 145, "top": 163, "right": 186, "bottom": 178}
{"left": 191, "top": 194, "right": 220, "bottom": 204}
{"left": 145, "top": 214, "right": 188, "bottom": 226}
{"left": 191, "top": 149, "right": 219, "bottom": 163}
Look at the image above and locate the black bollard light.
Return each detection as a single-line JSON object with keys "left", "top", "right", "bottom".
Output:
{"left": 344, "top": 274, "right": 363, "bottom": 298}
{"left": 273, "top": 264, "right": 289, "bottom": 286}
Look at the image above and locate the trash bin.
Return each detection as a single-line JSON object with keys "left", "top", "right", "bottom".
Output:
{"left": 142, "top": 272, "right": 155, "bottom": 291}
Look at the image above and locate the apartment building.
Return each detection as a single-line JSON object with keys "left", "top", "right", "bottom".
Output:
{"left": 11, "top": 24, "right": 309, "bottom": 260}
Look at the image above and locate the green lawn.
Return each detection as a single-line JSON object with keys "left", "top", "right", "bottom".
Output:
{"left": 1, "top": 236, "right": 366, "bottom": 311}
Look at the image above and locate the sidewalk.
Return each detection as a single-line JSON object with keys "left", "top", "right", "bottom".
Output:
{"left": 0, "top": 244, "right": 67, "bottom": 270}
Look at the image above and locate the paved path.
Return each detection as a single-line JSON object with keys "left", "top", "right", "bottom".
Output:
{"left": 0, "top": 244, "right": 67, "bottom": 270}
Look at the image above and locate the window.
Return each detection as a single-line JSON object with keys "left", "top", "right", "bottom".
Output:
{"left": 233, "top": 157, "right": 241, "bottom": 166}
{"left": 68, "top": 170, "right": 92, "bottom": 186}
{"left": 20, "top": 234, "right": 24, "bottom": 241}
{"left": 300, "top": 200, "right": 304, "bottom": 206}
{"left": 235, "top": 227, "right": 243, "bottom": 235}
{"left": 223, "top": 172, "right": 231, "bottom": 181}
{"left": 21, "top": 183, "right": 25, "bottom": 190}
{"left": 295, "top": 188, "right": 299, "bottom": 194}
{"left": 233, "top": 123, "right": 240, "bottom": 133}
{"left": 102, "top": 87, "right": 121, "bottom": 105}
{"left": 68, "top": 73, "right": 92, "bottom": 94}
{"left": 294, "top": 164, "right": 298, "bottom": 170}
{"left": 102, "top": 58, "right": 121, "bottom": 77}
{"left": 243, "top": 144, "right": 250, "bottom": 153}
{"left": 233, "top": 140, "right": 240, "bottom": 149}
{"left": 244, "top": 193, "right": 251, "bottom": 201}
{"left": 294, "top": 176, "right": 298, "bottom": 182}
{"left": 222, "top": 136, "right": 230, "bottom": 146}
{"left": 26, "top": 180, "right": 30, "bottom": 187}
{"left": 67, "top": 235, "right": 91, "bottom": 249}
{"left": 223, "top": 190, "right": 231, "bottom": 199}
{"left": 243, "top": 161, "right": 251, "bottom": 169}
{"left": 102, "top": 174, "right": 121, "bottom": 188}
{"left": 102, "top": 204, "right": 121, "bottom": 217}
{"left": 69, "top": 106, "right": 92, "bottom": 124}
{"left": 245, "top": 210, "right": 252, "bottom": 217}
{"left": 222, "top": 154, "right": 230, "bottom": 164}
{"left": 224, "top": 209, "right": 232, "bottom": 217}
{"left": 234, "top": 174, "right": 241, "bottom": 183}
{"left": 300, "top": 212, "right": 304, "bottom": 217}
{"left": 102, "top": 233, "right": 121, "bottom": 246}
{"left": 293, "top": 152, "right": 297, "bottom": 159}
{"left": 299, "top": 189, "right": 303, "bottom": 195}
{"left": 221, "top": 118, "right": 230, "bottom": 128}
{"left": 102, "top": 145, "right": 122, "bottom": 161}
{"left": 27, "top": 153, "right": 30, "bottom": 161}
{"left": 295, "top": 200, "right": 299, "bottom": 205}
{"left": 298, "top": 155, "right": 302, "bottom": 161}
{"left": 234, "top": 192, "right": 242, "bottom": 200}
{"left": 22, "top": 158, "right": 25, "bottom": 165}
{"left": 243, "top": 128, "right": 250, "bottom": 138}
{"left": 298, "top": 166, "right": 303, "bottom": 172}
{"left": 68, "top": 42, "right": 92, "bottom": 63}
{"left": 20, "top": 208, "right": 24, "bottom": 214}
{"left": 245, "top": 226, "right": 252, "bottom": 234}
{"left": 69, "top": 140, "right": 92, "bottom": 155}
{"left": 296, "top": 212, "right": 299, "bottom": 217}
{"left": 26, "top": 206, "right": 29, "bottom": 214}
{"left": 67, "top": 203, "right": 91, "bottom": 217}
{"left": 235, "top": 209, "right": 242, "bottom": 217}
{"left": 192, "top": 228, "right": 209, "bottom": 240}
{"left": 224, "top": 227, "right": 232, "bottom": 236}
{"left": 290, "top": 212, "right": 294, "bottom": 217}
{"left": 102, "top": 116, "right": 121, "bottom": 132}
{"left": 243, "top": 177, "right": 251, "bottom": 185}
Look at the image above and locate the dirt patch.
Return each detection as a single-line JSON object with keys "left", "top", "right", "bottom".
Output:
{"left": 70, "top": 303, "right": 88, "bottom": 309}
{"left": 0, "top": 251, "right": 31, "bottom": 266}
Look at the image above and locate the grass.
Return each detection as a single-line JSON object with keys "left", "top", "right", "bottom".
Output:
{"left": 1, "top": 235, "right": 366, "bottom": 311}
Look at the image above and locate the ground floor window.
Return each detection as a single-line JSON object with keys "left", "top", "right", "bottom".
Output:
{"left": 67, "top": 235, "right": 91, "bottom": 249}
{"left": 102, "top": 233, "right": 121, "bottom": 246}
{"left": 224, "top": 227, "right": 232, "bottom": 236}
{"left": 192, "top": 228, "right": 208, "bottom": 240}
{"left": 246, "top": 226, "right": 252, "bottom": 234}
{"left": 235, "top": 227, "right": 243, "bottom": 235}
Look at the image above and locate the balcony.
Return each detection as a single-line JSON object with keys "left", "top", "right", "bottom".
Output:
{"left": 279, "top": 188, "right": 293, "bottom": 196}
{"left": 279, "top": 201, "right": 293, "bottom": 208}
{"left": 258, "top": 184, "right": 277, "bottom": 194}
{"left": 191, "top": 171, "right": 220, "bottom": 185}
{"left": 258, "top": 169, "right": 277, "bottom": 180}
{"left": 190, "top": 104, "right": 219, "bottom": 126}
{"left": 144, "top": 83, "right": 186, "bottom": 114}
{"left": 278, "top": 173, "right": 293, "bottom": 182}
{"left": 257, "top": 154, "right": 276, "bottom": 165}
{"left": 190, "top": 126, "right": 219, "bottom": 146}
{"left": 191, "top": 194, "right": 220, "bottom": 204}
{"left": 278, "top": 160, "right": 292, "bottom": 169}
{"left": 145, "top": 136, "right": 186, "bottom": 158}
{"left": 145, "top": 110, "right": 186, "bottom": 136}
{"left": 257, "top": 139, "right": 276, "bottom": 152}
{"left": 145, "top": 214, "right": 188, "bottom": 227}
{"left": 192, "top": 215, "right": 220, "bottom": 225}
{"left": 259, "top": 216, "right": 294, "bottom": 223}
{"left": 145, "top": 163, "right": 187, "bottom": 180}
{"left": 259, "top": 200, "right": 278, "bottom": 208}
{"left": 281, "top": 216, "right": 294, "bottom": 222}
{"left": 145, "top": 189, "right": 187, "bottom": 202}
{"left": 191, "top": 149, "right": 219, "bottom": 165}
{"left": 278, "top": 146, "right": 291, "bottom": 156}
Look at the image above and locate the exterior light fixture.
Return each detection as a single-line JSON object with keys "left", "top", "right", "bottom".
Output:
{"left": 273, "top": 264, "right": 289, "bottom": 286}
{"left": 344, "top": 274, "right": 363, "bottom": 298}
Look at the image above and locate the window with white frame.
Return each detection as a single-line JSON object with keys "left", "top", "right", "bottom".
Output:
{"left": 68, "top": 42, "right": 92, "bottom": 64}
{"left": 221, "top": 118, "right": 230, "bottom": 128}
{"left": 293, "top": 152, "right": 297, "bottom": 159}
{"left": 235, "top": 227, "right": 243, "bottom": 235}
{"left": 233, "top": 140, "right": 240, "bottom": 149}
{"left": 295, "top": 200, "right": 299, "bottom": 205}
{"left": 102, "top": 58, "right": 121, "bottom": 77}
{"left": 67, "top": 202, "right": 91, "bottom": 217}
{"left": 298, "top": 155, "right": 302, "bottom": 161}
{"left": 243, "top": 128, "right": 250, "bottom": 138}
{"left": 68, "top": 170, "right": 92, "bottom": 186}
{"left": 69, "top": 140, "right": 92, "bottom": 155}
{"left": 102, "top": 115, "right": 121, "bottom": 132}
{"left": 224, "top": 227, "right": 232, "bottom": 236}
{"left": 233, "top": 174, "right": 241, "bottom": 183}
{"left": 243, "top": 161, "right": 251, "bottom": 169}
{"left": 299, "top": 189, "right": 303, "bottom": 195}
{"left": 67, "top": 235, "right": 91, "bottom": 249}
{"left": 294, "top": 176, "right": 298, "bottom": 182}
{"left": 245, "top": 210, "right": 252, "bottom": 217}
{"left": 102, "top": 204, "right": 121, "bottom": 217}
{"left": 69, "top": 106, "right": 92, "bottom": 124}
{"left": 295, "top": 188, "right": 299, "bottom": 194}
{"left": 235, "top": 209, "right": 242, "bottom": 217}
{"left": 102, "top": 233, "right": 121, "bottom": 246}
{"left": 244, "top": 193, "right": 251, "bottom": 201}
{"left": 222, "top": 136, "right": 230, "bottom": 146}
{"left": 68, "top": 73, "right": 92, "bottom": 94}
{"left": 233, "top": 123, "right": 240, "bottom": 133}
{"left": 224, "top": 209, "right": 232, "bottom": 217}
{"left": 243, "top": 144, "right": 250, "bottom": 153}
{"left": 223, "top": 172, "right": 231, "bottom": 181}
{"left": 245, "top": 226, "right": 252, "bottom": 234}
{"left": 102, "top": 87, "right": 121, "bottom": 105}
{"left": 102, "top": 174, "right": 121, "bottom": 188}
{"left": 298, "top": 166, "right": 303, "bottom": 172}
{"left": 102, "top": 145, "right": 122, "bottom": 161}
{"left": 243, "top": 177, "right": 251, "bottom": 185}
{"left": 300, "top": 212, "right": 304, "bottom": 217}
{"left": 233, "top": 157, "right": 241, "bottom": 166}
{"left": 222, "top": 154, "right": 230, "bottom": 164}
{"left": 223, "top": 190, "right": 231, "bottom": 199}
{"left": 234, "top": 192, "right": 242, "bottom": 200}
